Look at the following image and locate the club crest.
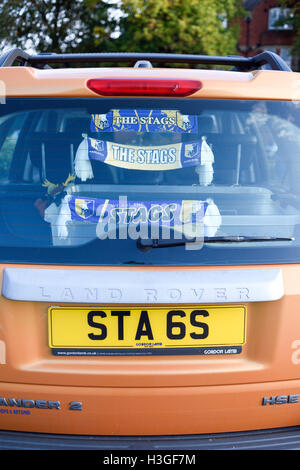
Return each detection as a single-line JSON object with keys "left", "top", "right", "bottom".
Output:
{"left": 75, "top": 198, "right": 95, "bottom": 220}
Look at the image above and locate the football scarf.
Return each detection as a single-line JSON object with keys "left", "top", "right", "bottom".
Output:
{"left": 50, "top": 196, "right": 221, "bottom": 240}
{"left": 74, "top": 134, "right": 214, "bottom": 182}
{"left": 90, "top": 109, "right": 198, "bottom": 134}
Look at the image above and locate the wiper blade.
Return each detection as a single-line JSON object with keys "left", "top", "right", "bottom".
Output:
{"left": 137, "top": 236, "right": 294, "bottom": 252}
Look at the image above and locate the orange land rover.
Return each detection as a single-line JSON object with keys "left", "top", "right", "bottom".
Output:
{"left": 0, "top": 48, "right": 300, "bottom": 450}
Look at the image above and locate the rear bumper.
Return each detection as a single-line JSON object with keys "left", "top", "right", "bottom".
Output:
{"left": 1, "top": 426, "right": 300, "bottom": 450}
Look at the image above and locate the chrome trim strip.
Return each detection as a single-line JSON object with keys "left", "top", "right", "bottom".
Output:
{"left": 1, "top": 267, "right": 284, "bottom": 304}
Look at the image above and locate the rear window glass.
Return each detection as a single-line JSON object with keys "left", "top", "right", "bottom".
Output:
{"left": 0, "top": 97, "right": 299, "bottom": 266}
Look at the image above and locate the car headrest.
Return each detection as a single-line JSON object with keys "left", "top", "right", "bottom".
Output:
{"left": 63, "top": 117, "right": 90, "bottom": 134}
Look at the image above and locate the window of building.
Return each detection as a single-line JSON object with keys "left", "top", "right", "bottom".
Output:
{"left": 268, "top": 7, "right": 293, "bottom": 30}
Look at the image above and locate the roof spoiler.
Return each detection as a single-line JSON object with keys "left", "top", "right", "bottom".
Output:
{"left": 0, "top": 48, "right": 292, "bottom": 72}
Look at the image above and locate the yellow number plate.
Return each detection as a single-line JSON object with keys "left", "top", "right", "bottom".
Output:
{"left": 49, "top": 305, "right": 246, "bottom": 355}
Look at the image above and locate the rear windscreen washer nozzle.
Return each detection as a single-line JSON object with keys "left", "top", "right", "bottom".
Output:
{"left": 134, "top": 60, "right": 153, "bottom": 68}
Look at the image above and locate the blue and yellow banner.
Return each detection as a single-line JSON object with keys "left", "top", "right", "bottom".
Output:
{"left": 50, "top": 195, "right": 221, "bottom": 240}
{"left": 91, "top": 109, "right": 198, "bottom": 133}
{"left": 87, "top": 137, "right": 204, "bottom": 171}
{"left": 75, "top": 134, "right": 214, "bottom": 181}
{"left": 69, "top": 197, "right": 208, "bottom": 227}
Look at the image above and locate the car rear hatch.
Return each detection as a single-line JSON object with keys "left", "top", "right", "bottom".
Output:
{"left": 1, "top": 53, "right": 300, "bottom": 436}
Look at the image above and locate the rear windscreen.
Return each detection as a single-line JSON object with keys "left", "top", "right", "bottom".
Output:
{"left": 0, "top": 97, "right": 300, "bottom": 266}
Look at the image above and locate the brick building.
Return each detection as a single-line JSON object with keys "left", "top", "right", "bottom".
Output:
{"left": 239, "top": 0, "right": 297, "bottom": 69}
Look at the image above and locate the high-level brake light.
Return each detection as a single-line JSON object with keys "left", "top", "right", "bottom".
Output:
{"left": 86, "top": 78, "right": 202, "bottom": 97}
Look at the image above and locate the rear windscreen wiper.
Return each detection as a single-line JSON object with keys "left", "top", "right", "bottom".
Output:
{"left": 137, "top": 236, "right": 294, "bottom": 252}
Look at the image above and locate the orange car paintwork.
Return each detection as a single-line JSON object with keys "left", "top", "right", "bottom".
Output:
{"left": 1, "top": 262, "right": 300, "bottom": 435}
{"left": 0, "top": 66, "right": 299, "bottom": 100}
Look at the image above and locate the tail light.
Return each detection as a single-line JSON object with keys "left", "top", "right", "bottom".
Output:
{"left": 86, "top": 78, "right": 202, "bottom": 97}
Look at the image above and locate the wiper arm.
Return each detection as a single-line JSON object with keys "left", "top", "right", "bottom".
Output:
{"left": 137, "top": 236, "right": 294, "bottom": 252}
